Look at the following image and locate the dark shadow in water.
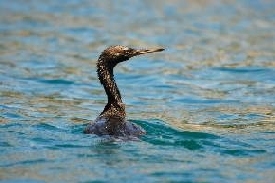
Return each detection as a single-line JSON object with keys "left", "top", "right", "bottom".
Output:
{"left": 76, "top": 120, "right": 266, "bottom": 156}
{"left": 78, "top": 119, "right": 220, "bottom": 151}
{"left": 132, "top": 119, "right": 219, "bottom": 150}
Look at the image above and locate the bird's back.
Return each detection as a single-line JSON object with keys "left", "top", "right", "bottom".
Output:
{"left": 84, "top": 117, "right": 145, "bottom": 137}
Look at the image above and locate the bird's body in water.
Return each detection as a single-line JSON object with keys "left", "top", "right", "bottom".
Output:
{"left": 84, "top": 45, "right": 164, "bottom": 137}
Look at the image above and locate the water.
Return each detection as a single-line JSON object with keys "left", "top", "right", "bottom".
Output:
{"left": 1, "top": 0, "right": 275, "bottom": 182}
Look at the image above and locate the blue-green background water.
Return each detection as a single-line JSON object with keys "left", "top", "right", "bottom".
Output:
{"left": 1, "top": 0, "right": 275, "bottom": 182}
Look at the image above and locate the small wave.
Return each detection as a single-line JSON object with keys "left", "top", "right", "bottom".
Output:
{"left": 36, "top": 79, "right": 74, "bottom": 85}
{"left": 221, "top": 149, "right": 266, "bottom": 156}
{"left": 133, "top": 119, "right": 219, "bottom": 150}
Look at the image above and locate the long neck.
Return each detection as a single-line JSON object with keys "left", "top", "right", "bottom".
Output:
{"left": 97, "top": 57, "right": 125, "bottom": 118}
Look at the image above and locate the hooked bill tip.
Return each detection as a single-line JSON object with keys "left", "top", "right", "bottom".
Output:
{"left": 153, "top": 48, "right": 165, "bottom": 52}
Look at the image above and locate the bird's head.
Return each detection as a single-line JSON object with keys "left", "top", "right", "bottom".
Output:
{"left": 99, "top": 45, "right": 164, "bottom": 67}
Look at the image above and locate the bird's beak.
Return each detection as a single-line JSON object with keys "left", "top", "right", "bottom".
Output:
{"left": 132, "top": 48, "right": 165, "bottom": 57}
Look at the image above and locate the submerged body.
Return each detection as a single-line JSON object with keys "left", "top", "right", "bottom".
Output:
{"left": 84, "top": 45, "right": 164, "bottom": 137}
{"left": 83, "top": 116, "right": 145, "bottom": 136}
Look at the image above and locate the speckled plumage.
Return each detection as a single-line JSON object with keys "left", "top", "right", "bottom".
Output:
{"left": 84, "top": 45, "right": 164, "bottom": 137}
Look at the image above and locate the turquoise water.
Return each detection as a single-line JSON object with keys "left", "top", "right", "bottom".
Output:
{"left": 1, "top": 0, "right": 275, "bottom": 182}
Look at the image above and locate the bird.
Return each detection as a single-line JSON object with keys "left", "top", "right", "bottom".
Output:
{"left": 83, "top": 45, "right": 165, "bottom": 137}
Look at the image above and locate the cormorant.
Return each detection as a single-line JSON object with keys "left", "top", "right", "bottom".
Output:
{"left": 84, "top": 45, "right": 164, "bottom": 137}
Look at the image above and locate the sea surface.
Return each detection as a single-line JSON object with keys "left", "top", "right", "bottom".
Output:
{"left": 1, "top": 0, "right": 275, "bottom": 182}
